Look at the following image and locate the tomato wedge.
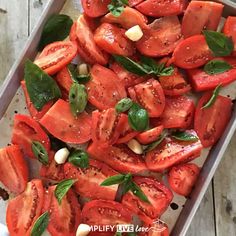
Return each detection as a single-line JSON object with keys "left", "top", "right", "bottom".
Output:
{"left": 82, "top": 0, "right": 111, "bottom": 17}
{"left": 0, "top": 145, "right": 28, "bottom": 194}
{"left": 129, "top": 0, "right": 144, "bottom": 7}
{"left": 194, "top": 93, "right": 232, "bottom": 147}
{"left": 69, "top": 22, "right": 77, "bottom": 42}
{"left": 145, "top": 130, "right": 203, "bottom": 172}
{"left": 40, "top": 99, "right": 92, "bottom": 144}
{"left": 64, "top": 159, "right": 118, "bottom": 200}
{"left": 12, "top": 114, "right": 50, "bottom": 159}
{"left": 223, "top": 16, "right": 236, "bottom": 55}
{"left": 6, "top": 179, "right": 44, "bottom": 236}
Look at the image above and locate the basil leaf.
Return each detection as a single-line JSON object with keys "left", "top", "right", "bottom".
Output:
{"left": 55, "top": 179, "right": 77, "bottom": 204}
{"left": 38, "top": 14, "right": 73, "bottom": 51}
{"left": 67, "top": 64, "right": 78, "bottom": 81}
{"left": 127, "top": 233, "right": 137, "bottom": 236}
{"left": 31, "top": 211, "right": 49, "bottom": 236}
{"left": 130, "top": 182, "right": 150, "bottom": 203}
{"left": 144, "top": 132, "right": 167, "bottom": 153}
{"left": 32, "top": 141, "right": 49, "bottom": 165}
{"left": 172, "top": 131, "right": 199, "bottom": 142}
{"left": 100, "top": 174, "right": 126, "bottom": 186}
{"left": 115, "top": 232, "right": 122, "bottom": 236}
{"left": 202, "top": 84, "right": 222, "bottom": 109}
{"left": 24, "top": 60, "right": 61, "bottom": 111}
{"left": 115, "top": 98, "right": 133, "bottom": 113}
{"left": 76, "top": 74, "right": 91, "bottom": 83}
{"left": 159, "top": 65, "right": 174, "bottom": 76}
{"left": 203, "top": 30, "right": 234, "bottom": 57}
{"left": 108, "top": 0, "right": 128, "bottom": 17}
{"left": 69, "top": 83, "right": 88, "bottom": 116}
{"left": 141, "top": 56, "right": 159, "bottom": 74}
{"left": 68, "top": 150, "right": 89, "bottom": 169}
{"left": 204, "top": 59, "right": 233, "bottom": 75}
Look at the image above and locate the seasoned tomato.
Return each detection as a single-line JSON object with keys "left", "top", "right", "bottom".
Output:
{"left": 136, "top": 16, "right": 183, "bottom": 57}
{"left": 86, "top": 64, "right": 127, "bottom": 110}
{"left": 35, "top": 41, "right": 77, "bottom": 75}
{"left": 82, "top": 0, "right": 111, "bottom": 17}
{"left": 40, "top": 99, "right": 92, "bottom": 144}
{"left": 64, "top": 159, "right": 118, "bottom": 200}
{"left": 168, "top": 163, "right": 200, "bottom": 196}
{"left": 223, "top": 16, "right": 236, "bottom": 55}
{"left": 140, "top": 220, "right": 169, "bottom": 236}
{"left": 194, "top": 93, "right": 232, "bottom": 147}
{"left": 12, "top": 114, "right": 50, "bottom": 159}
{"left": 145, "top": 130, "right": 203, "bottom": 172}
{"left": 129, "top": 0, "right": 144, "bottom": 7}
{"left": 94, "top": 23, "right": 135, "bottom": 56}
{"left": 69, "top": 22, "right": 77, "bottom": 42}
{"left": 6, "top": 179, "right": 44, "bottom": 236}
{"left": 128, "top": 79, "right": 165, "bottom": 118}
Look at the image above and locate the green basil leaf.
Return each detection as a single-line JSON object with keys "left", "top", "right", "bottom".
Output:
{"left": 203, "top": 30, "right": 234, "bottom": 57}
{"left": 144, "top": 132, "right": 167, "bottom": 153}
{"left": 202, "top": 84, "right": 222, "bottom": 109}
{"left": 76, "top": 74, "right": 91, "bottom": 83}
{"left": 55, "top": 179, "right": 77, "bottom": 204}
{"left": 69, "top": 83, "right": 88, "bottom": 116}
{"left": 68, "top": 150, "right": 89, "bottom": 169}
{"left": 38, "top": 14, "right": 73, "bottom": 51}
{"left": 158, "top": 65, "right": 175, "bottom": 76}
{"left": 127, "top": 233, "right": 137, "bottom": 236}
{"left": 108, "top": 4, "right": 124, "bottom": 17}
{"left": 31, "top": 211, "right": 49, "bottom": 236}
{"left": 172, "top": 131, "right": 199, "bottom": 142}
{"left": 100, "top": 174, "right": 126, "bottom": 186}
{"left": 115, "top": 232, "right": 122, "bottom": 236}
{"left": 115, "top": 98, "right": 133, "bottom": 113}
{"left": 130, "top": 182, "right": 150, "bottom": 203}
{"left": 67, "top": 64, "right": 78, "bottom": 81}
{"left": 24, "top": 60, "right": 61, "bottom": 111}
{"left": 141, "top": 56, "right": 159, "bottom": 74}
{"left": 204, "top": 59, "right": 233, "bottom": 75}
{"left": 32, "top": 141, "right": 49, "bottom": 165}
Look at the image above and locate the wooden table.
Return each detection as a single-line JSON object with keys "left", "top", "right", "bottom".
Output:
{"left": 0, "top": 0, "right": 236, "bottom": 235}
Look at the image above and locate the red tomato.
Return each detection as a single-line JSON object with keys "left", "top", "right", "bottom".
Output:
{"left": 94, "top": 23, "right": 135, "bottom": 56}
{"left": 171, "top": 35, "right": 213, "bottom": 69}
{"left": 6, "top": 179, "right": 44, "bottom": 236}
{"left": 40, "top": 99, "right": 92, "bottom": 144}
{"left": 136, "top": 16, "right": 183, "bottom": 57}
{"left": 82, "top": 0, "right": 111, "bottom": 17}
{"left": 0, "top": 145, "right": 28, "bottom": 194}
{"left": 145, "top": 130, "right": 203, "bottom": 172}
{"left": 140, "top": 220, "right": 169, "bottom": 236}
{"left": 128, "top": 79, "right": 165, "bottom": 118}
{"left": 87, "top": 142, "right": 148, "bottom": 174}
{"left": 194, "top": 93, "right": 232, "bottom": 147}
{"left": 12, "top": 114, "right": 50, "bottom": 159}
{"left": 122, "top": 176, "right": 173, "bottom": 223}
{"left": 161, "top": 96, "right": 195, "bottom": 129}
{"left": 64, "top": 159, "right": 118, "bottom": 200}
{"left": 182, "top": 1, "right": 223, "bottom": 38}
{"left": 129, "top": 0, "right": 144, "bottom": 7}
{"left": 43, "top": 186, "right": 81, "bottom": 236}
{"left": 69, "top": 22, "right": 77, "bottom": 41}
{"left": 86, "top": 64, "right": 127, "bottom": 110}
{"left": 35, "top": 41, "right": 77, "bottom": 75}
{"left": 136, "top": 125, "right": 164, "bottom": 145}
{"left": 223, "top": 16, "right": 236, "bottom": 55}
{"left": 168, "top": 163, "right": 200, "bottom": 196}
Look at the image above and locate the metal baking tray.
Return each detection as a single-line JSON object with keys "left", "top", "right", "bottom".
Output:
{"left": 0, "top": 0, "right": 236, "bottom": 235}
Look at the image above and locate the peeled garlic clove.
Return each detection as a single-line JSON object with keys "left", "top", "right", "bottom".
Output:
{"left": 127, "top": 139, "right": 143, "bottom": 154}
{"left": 54, "top": 147, "right": 70, "bottom": 164}
{"left": 76, "top": 224, "right": 91, "bottom": 236}
{"left": 125, "top": 25, "right": 143, "bottom": 42}
{"left": 78, "top": 63, "right": 89, "bottom": 75}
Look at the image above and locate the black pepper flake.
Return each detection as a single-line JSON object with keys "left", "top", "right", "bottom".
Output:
{"left": 170, "top": 202, "right": 179, "bottom": 210}
{"left": 0, "top": 187, "right": 9, "bottom": 201}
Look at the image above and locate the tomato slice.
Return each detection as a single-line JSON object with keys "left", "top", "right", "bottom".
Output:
{"left": 35, "top": 41, "right": 77, "bottom": 75}
{"left": 6, "top": 179, "right": 44, "bottom": 236}
{"left": 161, "top": 96, "right": 195, "bottom": 129}
{"left": 171, "top": 35, "right": 213, "bottom": 69}
{"left": 136, "top": 16, "right": 183, "bottom": 57}
{"left": 168, "top": 163, "right": 200, "bottom": 196}
{"left": 86, "top": 64, "right": 127, "bottom": 110}
{"left": 69, "top": 22, "right": 77, "bottom": 42}
{"left": 64, "top": 159, "right": 118, "bottom": 200}
{"left": 87, "top": 142, "right": 148, "bottom": 174}
{"left": 145, "top": 130, "right": 203, "bottom": 172}
{"left": 82, "top": 0, "right": 111, "bottom": 17}
{"left": 12, "top": 114, "right": 50, "bottom": 159}
{"left": 40, "top": 99, "right": 92, "bottom": 144}
{"left": 129, "top": 0, "right": 144, "bottom": 7}
{"left": 94, "top": 23, "right": 135, "bottom": 56}
{"left": 0, "top": 145, "right": 28, "bottom": 194}
{"left": 223, "top": 16, "right": 236, "bottom": 55}
{"left": 194, "top": 93, "right": 232, "bottom": 147}
{"left": 182, "top": 1, "right": 223, "bottom": 38}
{"left": 43, "top": 186, "right": 81, "bottom": 236}
{"left": 128, "top": 79, "right": 165, "bottom": 118}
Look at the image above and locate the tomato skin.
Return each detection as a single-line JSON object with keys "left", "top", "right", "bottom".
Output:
{"left": 194, "top": 93, "right": 232, "bottom": 148}
{"left": 168, "top": 163, "right": 200, "bottom": 196}
{"left": 94, "top": 23, "right": 135, "bottom": 56}
{"left": 82, "top": 0, "right": 111, "bottom": 17}
{"left": 69, "top": 22, "right": 77, "bottom": 42}
{"left": 129, "top": 0, "right": 144, "bottom": 7}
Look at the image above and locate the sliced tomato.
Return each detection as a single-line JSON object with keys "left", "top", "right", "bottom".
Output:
{"left": 182, "top": 1, "right": 223, "bottom": 38}
{"left": 40, "top": 99, "right": 92, "bottom": 144}
{"left": 87, "top": 142, "right": 148, "bottom": 174}
{"left": 64, "top": 159, "right": 118, "bottom": 200}
{"left": 145, "top": 130, "right": 203, "bottom": 172}
{"left": 0, "top": 145, "right": 28, "bottom": 194}
{"left": 129, "top": 0, "right": 144, "bottom": 7}
{"left": 6, "top": 179, "right": 44, "bottom": 236}
{"left": 82, "top": 0, "right": 110, "bottom": 17}
{"left": 35, "top": 41, "right": 77, "bottom": 75}
{"left": 171, "top": 35, "right": 213, "bottom": 69}
{"left": 69, "top": 22, "right": 77, "bottom": 42}
{"left": 161, "top": 96, "right": 195, "bottom": 129}
{"left": 94, "top": 23, "right": 135, "bottom": 56}
{"left": 223, "top": 16, "right": 236, "bottom": 55}
{"left": 140, "top": 221, "right": 169, "bottom": 236}
{"left": 128, "top": 79, "right": 165, "bottom": 118}
{"left": 12, "top": 114, "right": 50, "bottom": 159}
{"left": 43, "top": 186, "right": 81, "bottom": 236}
{"left": 136, "top": 16, "right": 183, "bottom": 57}
{"left": 168, "top": 163, "right": 200, "bottom": 196}
{"left": 86, "top": 64, "right": 127, "bottom": 110}
{"left": 194, "top": 93, "right": 232, "bottom": 147}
